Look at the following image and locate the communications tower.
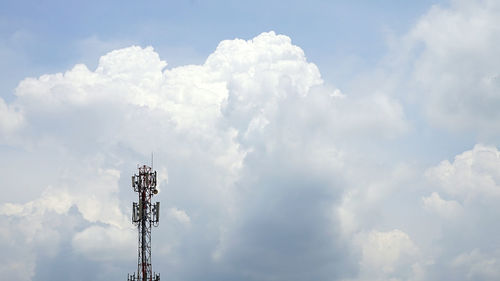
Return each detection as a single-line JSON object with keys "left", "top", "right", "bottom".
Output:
{"left": 127, "top": 165, "right": 160, "bottom": 281}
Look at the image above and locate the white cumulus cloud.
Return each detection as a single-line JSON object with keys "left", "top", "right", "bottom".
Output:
{"left": 0, "top": 31, "right": 410, "bottom": 281}
{"left": 426, "top": 144, "right": 500, "bottom": 203}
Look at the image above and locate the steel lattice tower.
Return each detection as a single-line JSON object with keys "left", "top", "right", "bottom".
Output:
{"left": 127, "top": 165, "right": 160, "bottom": 281}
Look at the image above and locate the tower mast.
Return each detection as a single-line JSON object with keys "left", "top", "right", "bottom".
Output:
{"left": 128, "top": 164, "right": 160, "bottom": 281}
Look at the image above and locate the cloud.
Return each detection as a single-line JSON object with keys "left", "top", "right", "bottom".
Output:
{"left": 0, "top": 166, "right": 129, "bottom": 279}
{"left": 422, "top": 192, "right": 463, "bottom": 219}
{"left": 167, "top": 207, "right": 191, "bottom": 224}
{"left": 0, "top": 97, "right": 23, "bottom": 135}
{"left": 0, "top": 217, "right": 37, "bottom": 281}
{"left": 451, "top": 249, "right": 500, "bottom": 280}
{"left": 7, "top": 1, "right": 500, "bottom": 280}
{"left": 5, "top": 3, "right": 500, "bottom": 278}
{"left": 0, "top": 30, "right": 409, "bottom": 281}
{"left": 1, "top": 168, "right": 127, "bottom": 227}
{"left": 425, "top": 144, "right": 500, "bottom": 203}
{"left": 401, "top": 0, "right": 500, "bottom": 134}
{"left": 420, "top": 144, "right": 500, "bottom": 281}
{"left": 348, "top": 229, "right": 422, "bottom": 281}
{"left": 72, "top": 225, "right": 136, "bottom": 262}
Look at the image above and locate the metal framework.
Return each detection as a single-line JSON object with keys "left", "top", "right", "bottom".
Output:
{"left": 127, "top": 165, "right": 160, "bottom": 281}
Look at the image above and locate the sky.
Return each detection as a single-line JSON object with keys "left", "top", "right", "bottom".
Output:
{"left": 2, "top": 0, "right": 500, "bottom": 280}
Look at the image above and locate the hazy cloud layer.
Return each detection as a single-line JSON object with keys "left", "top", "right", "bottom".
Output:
{"left": 402, "top": 0, "right": 500, "bottom": 135}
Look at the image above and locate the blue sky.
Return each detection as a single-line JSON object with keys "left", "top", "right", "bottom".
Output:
{"left": 2, "top": 1, "right": 500, "bottom": 281}
{"left": 1, "top": 0, "right": 440, "bottom": 98}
